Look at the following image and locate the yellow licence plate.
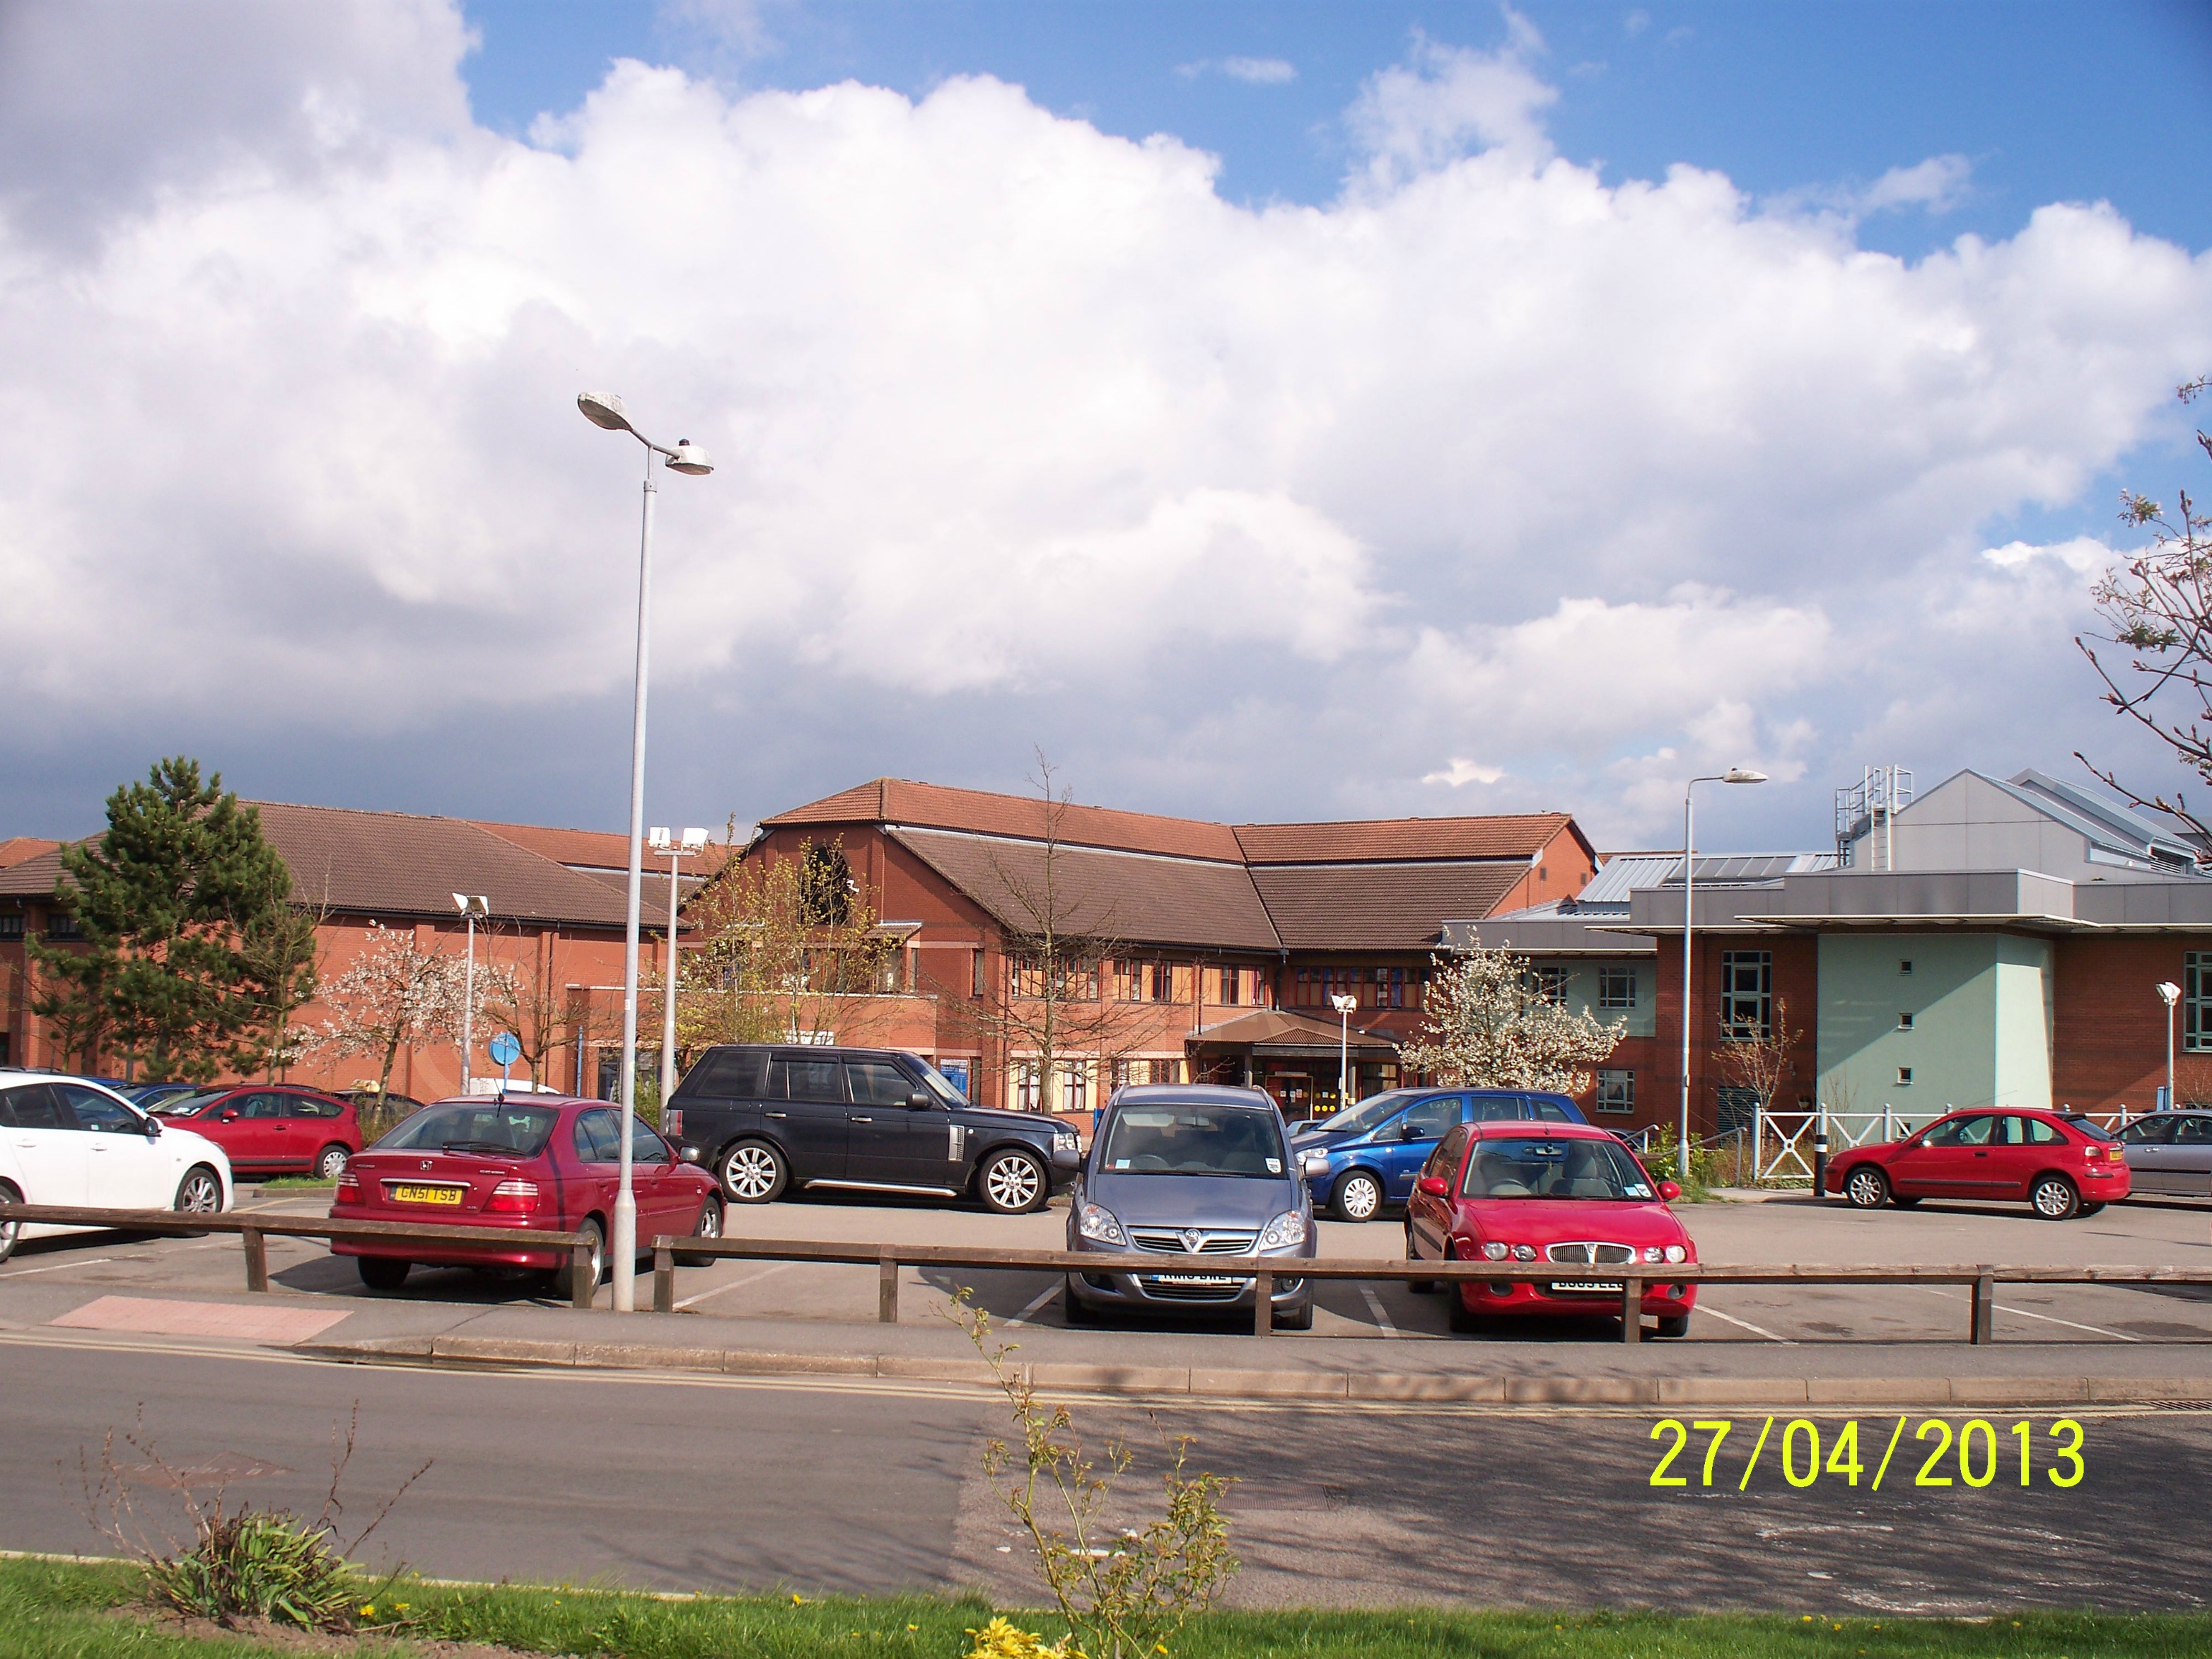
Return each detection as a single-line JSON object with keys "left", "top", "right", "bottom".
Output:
{"left": 389, "top": 1184, "right": 465, "bottom": 1206}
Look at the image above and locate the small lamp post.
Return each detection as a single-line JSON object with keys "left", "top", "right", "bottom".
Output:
{"left": 1330, "top": 993, "right": 1358, "bottom": 1111}
{"left": 1680, "top": 769, "right": 1767, "bottom": 1181}
{"left": 2158, "top": 981, "right": 2182, "bottom": 1111}
{"left": 453, "top": 894, "right": 489, "bottom": 1094}
{"left": 648, "top": 827, "right": 711, "bottom": 1120}
{"left": 578, "top": 390, "right": 714, "bottom": 1313}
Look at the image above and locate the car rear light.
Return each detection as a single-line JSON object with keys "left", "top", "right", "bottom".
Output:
{"left": 663, "top": 1108, "right": 682, "bottom": 1136}
{"left": 334, "top": 1173, "right": 359, "bottom": 1199}
{"left": 486, "top": 1180, "right": 540, "bottom": 1215}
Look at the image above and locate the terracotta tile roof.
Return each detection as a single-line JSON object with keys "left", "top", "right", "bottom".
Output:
{"left": 474, "top": 820, "right": 732, "bottom": 875}
{"left": 889, "top": 829, "right": 1281, "bottom": 952}
{"left": 0, "top": 837, "right": 58, "bottom": 869}
{"left": 1189, "top": 1008, "right": 1401, "bottom": 1054}
{"left": 767, "top": 779, "right": 1246, "bottom": 863}
{"left": 1, "top": 803, "right": 633, "bottom": 929}
{"left": 1250, "top": 863, "right": 1525, "bottom": 952}
{"left": 1233, "top": 815, "right": 1570, "bottom": 864}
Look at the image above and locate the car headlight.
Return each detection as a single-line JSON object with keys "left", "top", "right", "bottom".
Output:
{"left": 1259, "top": 1211, "right": 1307, "bottom": 1250}
{"left": 1643, "top": 1246, "right": 1665, "bottom": 1264}
{"left": 1482, "top": 1241, "right": 1509, "bottom": 1261}
{"left": 1665, "top": 1244, "right": 1688, "bottom": 1264}
{"left": 1512, "top": 1243, "right": 1537, "bottom": 1262}
{"left": 1052, "top": 1128, "right": 1078, "bottom": 1149}
{"left": 1076, "top": 1202, "right": 1126, "bottom": 1246}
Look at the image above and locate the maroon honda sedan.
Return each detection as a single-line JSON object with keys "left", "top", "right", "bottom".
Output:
{"left": 332, "top": 1095, "right": 721, "bottom": 1295}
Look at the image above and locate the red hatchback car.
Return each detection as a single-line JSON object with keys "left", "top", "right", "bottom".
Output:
{"left": 1824, "top": 1107, "right": 2128, "bottom": 1220}
{"left": 150, "top": 1083, "right": 361, "bottom": 1181}
{"left": 331, "top": 1095, "right": 722, "bottom": 1294}
{"left": 1405, "top": 1120, "right": 1698, "bottom": 1338}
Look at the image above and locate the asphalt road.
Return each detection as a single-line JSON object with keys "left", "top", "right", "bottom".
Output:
{"left": 6, "top": 1330, "right": 2212, "bottom": 1613}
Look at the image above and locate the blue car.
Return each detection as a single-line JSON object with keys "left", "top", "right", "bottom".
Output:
{"left": 1291, "top": 1088, "right": 1588, "bottom": 1221}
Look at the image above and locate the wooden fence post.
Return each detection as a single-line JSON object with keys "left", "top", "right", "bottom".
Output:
{"left": 571, "top": 1242, "right": 596, "bottom": 1311}
{"left": 1620, "top": 1276, "right": 1643, "bottom": 1344}
{"left": 1971, "top": 1274, "right": 1994, "bottom": 1344}
{"left": 878, "top": 1250, "right": 900, "bottom": 1324}
{"left": 241, "top": 1227, "right": 268, "bottom": 1294}
{"left": 653, "top": 1245, "right": 675, "bottom": 1314}
{"left": 1253, "top": 1269, "right": 1273, "bottom": 1336}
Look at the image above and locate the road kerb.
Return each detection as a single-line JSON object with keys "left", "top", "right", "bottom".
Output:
{"left": 1658, "top": 1376, "right": 1809, "bottom": 1406}
{"left": 1030, "top": 1363, "right": 1192, "bottom": 1395}
{"left": 1190, "top": 1368, "right": 1349, "bottom": 1399}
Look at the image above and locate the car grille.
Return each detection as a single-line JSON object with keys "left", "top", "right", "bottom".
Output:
{"left": 1546, "top": 1242, "right": 1635, "bottom": 1265}
{"left": 1130, "top": 1229, "right": 1259, "bottom": 1255}
{"left": 1136, "top": 1276, "right": 1249, "bottom": 1302}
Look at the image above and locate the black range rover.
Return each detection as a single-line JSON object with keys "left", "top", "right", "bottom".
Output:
{"left": 665, "top": 1044, "right": 1081, "bottom": 1214}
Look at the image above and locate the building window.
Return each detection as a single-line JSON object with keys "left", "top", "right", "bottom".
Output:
{"left": 1532, "top": 967, "right": 1568, "bottom": 1007}
{"left": 1218, "top": 966, "right": 1240, "bottom": 1006}
{"left": 971, "top": 950, "right": 984, "bottom": 999}
{"left": 1718, "top": 950, "right": 1771, "bottom": 1041}
{"left": 0, "top": 912, "right": 21, "bottom": 940}
{"left": 1897, "top": 1012, "right": 1914, "bottom": 1031}
{"left": 1148, "top": 961, "right": 1172, "bottom": 1001}
{"left": 1595, "top": 1070, "right": 1634, "bottom": 1114}
{"left": 2187, "top": 953, "right": 2212, "bottom": 1053}
{"left": 1897, "top": 1066, "right": 1914, "bottom": 1086}
{"left": 45, "top": 912, "right": 83, "bottom": 941}
{"left": 1597, "top": 967, "right": 1637, "bottom": 1010}
{"left": 1899, "top": 959, "right": 1914, "bottom": 975}
{"left": 1011, "top": 1061, "right": 1040, "bottom": 1112}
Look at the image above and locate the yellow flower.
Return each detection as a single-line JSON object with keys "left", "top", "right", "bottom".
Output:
{"left": 359, "top": 1606, "right": 376, "bottom": 1618}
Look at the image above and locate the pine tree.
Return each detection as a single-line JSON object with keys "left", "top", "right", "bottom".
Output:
{"left": 29, "top": 757, "right": 297, "bottom": 1081}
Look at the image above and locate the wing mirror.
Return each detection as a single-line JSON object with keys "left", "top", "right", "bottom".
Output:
{"left": 1416, "top": 1176, "right": 1450, "bottom": 1198}
{"left": 141, "top": 1115, "right": 161, "bottom": 1139}
{"left": 1300, "top": 1151, "right": 1331, "bottom": 1179}
{"left": 1399, "top": 1120, "right": 1426, "bottom": 1140}
{"left": 1658, "top": 1180, "right": 1682, "bottom": 1202}
{"left": 908, "top": 1091, "right": 935, "bottom": 1110}
{"left": 678, "top": 1145, "right": 703, "bottom": 1165}
{"left": 218, "top": 1110, "right": 239, "bottom": 1122}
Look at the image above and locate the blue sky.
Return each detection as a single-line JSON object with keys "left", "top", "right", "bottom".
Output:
{"left": 1, "top": 0, "right": 2208, "bottom": 854}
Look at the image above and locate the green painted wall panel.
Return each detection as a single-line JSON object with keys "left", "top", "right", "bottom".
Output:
{"left": 1816, "top": 933, "right": 2051, "bottom": 1114}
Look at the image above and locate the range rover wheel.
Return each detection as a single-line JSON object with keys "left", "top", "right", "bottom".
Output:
{"left": 1330, "top": 1170, "right": 1384, "bottom": 1223}
{"left": 977, "top": 1148, "right": 1047, "bottom": 1215}
{"left": 720, "top": 1140, "right": 788, "bottom": 1204}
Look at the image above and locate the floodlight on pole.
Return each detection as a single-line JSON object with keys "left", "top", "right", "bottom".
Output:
{"left": 2159, "top": 980, "right": 2182, "bottom": 1111}
{"left": 1329, "top": 993, "right": 1358, "bottom": 1111}
{"left": 578, "top": 390, "right": 715, "bottom": 1312}
{"left": 453, "top": 894, "right": 489, "bottom": 1094}
{"left": 1680, "top": 769, "right": 1768, "bottom": 1182}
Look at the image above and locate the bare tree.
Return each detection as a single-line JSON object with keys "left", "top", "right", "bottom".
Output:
{"left": 2076, "top": 375, "right": 2212, "bottom": 841}
{"left": 303, "top": 926, "right": 470, "bottom": 1100}
{"left": 956, "top": 755, "right": 1151, "bottom": 1114}
{"left": 1715, "top": 992, "right": 1803, "bottom": 1119}
{"left": 477, "top": 925, "right": 608, "bottom": 1090}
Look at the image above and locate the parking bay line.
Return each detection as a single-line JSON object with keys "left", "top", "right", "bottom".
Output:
{"left": 1003, "top": 1283, "right": 1061, "bottom": 1328}
{"left": 675, "top": 1261, "right": 801, "bottom": 1310}
{"left": 1694, "top": 1303, "right": 1795, "bottom": 1344}
{"left": 0, "top": 1257, "right": 113, "bottom": 1279}
{"left": 1915, "top": 1285, "right": 2141, "bottom": 1343}
{"left": 1356, "top": 1283, "right": 1400, "bottom": 1337}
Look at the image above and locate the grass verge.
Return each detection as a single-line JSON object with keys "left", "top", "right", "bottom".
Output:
{"left": 8, "top": 1554, "right": 2212, "bottom": 1659}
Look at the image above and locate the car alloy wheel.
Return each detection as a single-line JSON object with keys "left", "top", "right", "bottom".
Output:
{"left": 980, "top": 1150, "right": 1045, "bottom": 1214}
{"left": 721, "top": 1141, "right": 786, "bottom": 1204}
{"left": 1332, "top": 1170, "right": 1382, "bottom": 1223}
{"left": 315, "top": 1144, "right": 350, "bottom": 1182}
{"left": 173, "top": 1167, "right": 223, "bottom": 1213}
{"left": 0, "top": 1183, "right": 19, "bottom": 1265}
{"left": 677, "top": 1197, "right": 723, "bottom": 1267}
{"left": 1843, "top": 1167, "right": 1888, "bottom": 1209}
{"left": 557, "top": 1218, "right": 605, "bottom": 1300}
{"left": 2032, "top": 1175, "right": 2080, "bottom": 1221}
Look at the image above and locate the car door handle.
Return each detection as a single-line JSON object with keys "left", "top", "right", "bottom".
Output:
{"left": 764, "top": 1110, "right": 786, "bottom": 1119}
{"left": 850, "top": 1116, "right": 873, "bottom": 1124}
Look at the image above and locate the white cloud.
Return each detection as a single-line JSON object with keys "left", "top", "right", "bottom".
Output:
{"left": 1424, "top": 759, "right": 1506, "bottom": 787}
{"left": 0, "top": 0, "right": 2208, "bottom": 845}
{"left": 1222, "top": 57, "right": 1298, "bottom": 86}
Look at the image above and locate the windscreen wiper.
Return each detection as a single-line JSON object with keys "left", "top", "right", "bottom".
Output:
{"left": 441, "top": 1139, "right": 519, "bottom": 1155}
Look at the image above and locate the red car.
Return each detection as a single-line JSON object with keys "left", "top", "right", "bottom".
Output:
{"left": 1824, "top": 1107, "right": 2129, "bottom": 1220}
{"left": 150, "top": 1083, "right": 361, "bottom": 1181}
{"left": 1405, "top": 1120, "right": 1697, "bottom": 1338}
{"left": 331, "top": 1095, "right": 723, "bottom": 1294}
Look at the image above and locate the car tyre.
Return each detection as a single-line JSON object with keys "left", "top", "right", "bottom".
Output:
{"left": 1061, "top": 1276, "right": 1098, "bottom": 1323}
{"left": 1404, "top": 1228, "right": 1436, "bottom": 1293}
{"left": 1841, "top": 1165, "right": 1890, "bottom": 1209}
{"left": 1655, "top": 1312, "right": 1691, "bottom": 1339}
{"left": 675, "top": 1196, "right": 724, "bottom": 1267}
{"left": 173, "top": 1165, "right": 223, "bottom": 1218}
{"left": 1890, "top": 1195, "right": 1922, "bottom": 1208}
{"left": 2078, "top": 1201, "right": 2105, "bottom": 1217}
{"left": 977, "top": 1148, "right": 1047, "bottom": 1215}
{"left": 1444, "top": 1247, "right": 1481, "bottom": 1334}
{"left": 1273, "top": 1300, "right": 1315, "bottom": 1332}
{"left": 719, "top": 1141, "right": 788, "bottom": 1205}
{"left": 2031, "top": 1174, "right": 2080, "bottom": 1221}
{"left": 313, "top": 1143, "right": 351, "bottom": 1182}
{"left": 1329, "top": 1170, "right": 1384, "bottom": 1223}
{"left": 0, "top": 1182, "right": 20, "bottom": 1265}
{"left": 357, "top": 1257, "right": 410, "bottom": 1291}
{"left": 556, "top": 1217, "right": 605, "bottom": 1300}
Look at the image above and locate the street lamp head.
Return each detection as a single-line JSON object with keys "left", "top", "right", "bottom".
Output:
{"left": 453, "top": 892, "right": 488, "bottom": 919}
{"left": 1723, "top": 768, "right": 1769, "bottom": 785}
{"left": 578, "top": 391, "right": 632, "bottom": 433}
{"left": 680, "top": 827, "right": 711, "bottom": 851}
{"left": 1330, "top": 994, "right": 1359, "bottom": 1014}
{"left": 648, "top": 827, "right": 672, "bottom": 852}
{"left": 2158, "top": 981, "right": 2182, "bottom": 1007}
{"left": 663, "top": 439, "right": 714, "bottom": 476}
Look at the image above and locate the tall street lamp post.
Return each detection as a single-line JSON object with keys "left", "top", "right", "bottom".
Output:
{"left": 1680, "top": 769, "right": 1767, "bottom": 1182}
{"left": 578, "top": 391, "right": 714, "bottom": 1312}
{"left": 453, "top": 894, "right": 489, "bottom": 1094}
{"left": 1330, "top": 993, "right": 1358, "bottom": 1110}
{"left": 649, "top": 827, "right": 711, "bottom": 1116}
{"left": 2158, "top": 980, "right": 2182, "bottom": 1110}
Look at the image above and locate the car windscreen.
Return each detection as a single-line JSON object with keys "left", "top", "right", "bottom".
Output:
{"left": 2058, "top": 1114, "right": 2118, "bottom": 1142}
{"left": 1313, "top": 1090, "right": 1411, "bottom": 1136}
{"left": 916, "top": 1059, "right": 967, "bottom": 1106}
{"left": 1100, "top": 1105, "right": 1286, "bottom": 1177}
{"left": 1462, "top": 1136, "right": 1658, "bottom": 1201}
{"left": 375, "top": 1103, "right": 559, "bottom": 1158}
{"left": 150, "top": 1090, "right": 228, "bottom": 1117}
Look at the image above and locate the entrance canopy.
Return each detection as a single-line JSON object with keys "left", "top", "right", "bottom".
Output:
{"left": 1189, "top": 1008, "right": 1399, "bottom": 1063}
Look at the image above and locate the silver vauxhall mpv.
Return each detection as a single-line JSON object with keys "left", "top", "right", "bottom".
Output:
{"left": 1064, "top": 1084, "right": 1318, "bottom": 1329}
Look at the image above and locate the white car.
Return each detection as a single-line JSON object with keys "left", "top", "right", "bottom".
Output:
{"left": 0, "top": 1073, "right": 233, "bottom": 1262}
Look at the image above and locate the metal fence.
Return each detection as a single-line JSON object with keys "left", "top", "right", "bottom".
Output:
{"left": 1747, "top": 1105, "right": 2154, "bottom": 1184}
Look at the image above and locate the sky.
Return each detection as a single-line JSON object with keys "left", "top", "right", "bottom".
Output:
{"left": 1, "top": 0, "right": 2209, "bottom": 858}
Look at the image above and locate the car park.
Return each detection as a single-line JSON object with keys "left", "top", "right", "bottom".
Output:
{"left": 1064, "top": 1083, "right": 1317, "bottom": 1329}
{"left": 1824, "top": 1107, "right": 2128, "bottom": 1219}
{"left": 331, "top": 1094, "right": 722, "bottom": 1295}
{"left": 2114, "top": 1110, "right": 2212, "bottom": 1197}
{"left": 149, "top": 1083, "right": 362, "bottom": 1180}
{"left": 0, "top": 1073, "right": 232, "bottom": 1260}
{"left": 1404, "top": 1119, "right": 1695, "bottom": 1337}
{"left": 665, "top": 1044, "right": 1080, "bottom": 1214}
{"left": 1291, "top": 1086, "right": 1590, "bottom": 1222}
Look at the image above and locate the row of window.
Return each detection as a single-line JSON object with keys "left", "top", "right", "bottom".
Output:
{"left": 1000, "top": 957, "right": 1269, "bottom": 1007}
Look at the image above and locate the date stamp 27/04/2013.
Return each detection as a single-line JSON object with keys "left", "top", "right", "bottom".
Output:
{"left": 1648, "top": 1416, "right": 2086, "bottom": 1492}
